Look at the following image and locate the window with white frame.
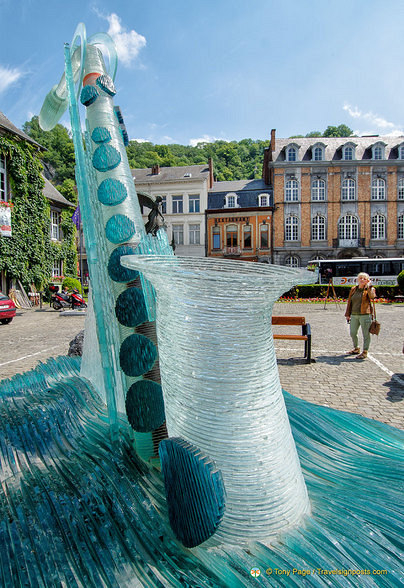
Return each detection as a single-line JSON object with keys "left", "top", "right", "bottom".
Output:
{"left": 311, "top": 214, "right": 326, "bottom": 240}
{"left": 285, "top": 179, "right": 299, "bottom": 201}
{"left": 0, "top": 154, "right": 7, "bottom": 202}
{"left": 285, "top": 255, "right": 300, "bottom": 268}
{"left": 52, "top": 259, "right": 63, "bottom": 278}
{"left": 398, "top": 213, "right": 404, "bottom": 239}
{"left": 398, "top": 178, "right": 404, "bottom": 200}
{"left": 342, "top": 145, "right": 355, "bottom": 160}
{"left": 286, "top": 146, "right": 297, "bottom": 162}
{"left": 259, "top": 193, "right": 270, "bottom": 206}
{"left": 312, "top": 146, "right": 324, "bottom": 161}
{"left": 399, "top": 144, "right": 404, "bottom": 160}
{"left": 371, "top": 178, "right": 386, "bottom": 200}
{"left": 371, "top": 214, "right": 386, "bottom": 240}
{"left": 172, "top": 224, "right": 184, "bottom": 245}
{"left": 172, "top": 195, "right": 183, "bottom": 213}
{"left": 372, "top": 144, "right": 384, "bottom": 160}
{"left": 212, "top": 226, "right": 221, "bottom": 249}
{"left": 189, "top": 224, "right": 200, "bottom": 245}
{"left": 311, "top": 178, "right": 326, "bottom": 201}
{"left": 160, "top": 196, "right": 166, "bottom": 214}
{"left": 338, "top": 215, "right": 358, "bottom": 239}
{"left": 243, "top": 224, "right": 252, "bottom": 248}
{"left": 285, "top": 215, "right": 299, "bottom": 241}
{"left": 260, "top": 223, "right": 269, "bottom": 248}
{"left": 50, "top": 210, "right": 61, "bottom": 240}
{"left": 341, "top": 178, "right": 356, "bottom": 200}
{"left": 188, "top": 194, "right": 200, "bottom": 213}
{"left": 225, "top": 193, "right": 237, "bottom": 208}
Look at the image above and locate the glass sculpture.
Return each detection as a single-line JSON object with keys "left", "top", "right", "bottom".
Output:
{"left": 0, "top": 21, "right": 402, "bottom": 587}
{"left": 121, "top": 256, "right": 313, "bottom": 544}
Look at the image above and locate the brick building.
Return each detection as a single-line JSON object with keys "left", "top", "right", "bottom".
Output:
{"left": 206, "top": 179, "right": 273, "bottom": 261}
{"left": 263, "top": 129, "right": 404, "bottom": 267}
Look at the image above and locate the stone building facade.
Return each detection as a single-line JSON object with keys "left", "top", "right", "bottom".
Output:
{"left": 263, "top": 129, "right": 404, "bottom": 267}
{"left": 132, "top": 163, "right": 213, "bottom": 256}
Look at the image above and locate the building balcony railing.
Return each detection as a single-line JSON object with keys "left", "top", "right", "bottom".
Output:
{"left": 333, "top": 238, "right": 365, "bottom": 249}
{"left": 223, "top": 246, "right": 241, "bottom": 256}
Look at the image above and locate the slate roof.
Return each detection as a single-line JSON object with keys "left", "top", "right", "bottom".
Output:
{"left": 208, "top": 178, "right": 273, "bottom": 209}
{"left": 42, "top": 177, "right": 74, "bottom": 207}
{"left": 132, "top": 164, "right": 210, "bottom": 184}
{"left": 0, "top": 111, "right": 43, "bottom": 149}
{"left": 272, "top": 135, "right": 404, "bottom": 162}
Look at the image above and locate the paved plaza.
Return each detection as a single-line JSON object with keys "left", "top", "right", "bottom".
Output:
{"left": 0, "top": 301, "right": 403, "bottom": 429}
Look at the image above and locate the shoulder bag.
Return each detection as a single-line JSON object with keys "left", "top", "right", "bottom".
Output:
{"left": 369, "top": 296, "right": 381, "bottom": 336}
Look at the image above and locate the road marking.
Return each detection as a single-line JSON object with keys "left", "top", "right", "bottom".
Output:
{"left": 0, "top": 347, "right": 63, "bottom": 368}
{"left": 368, "top": 353, "right": 404, "bottom": 386}
{"left": 275, "top": 346, "right": 404, "bottom": 386}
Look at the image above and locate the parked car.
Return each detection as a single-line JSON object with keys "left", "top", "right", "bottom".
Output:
{"left": 0, "top": 292, "right": 16, "bottom": 324}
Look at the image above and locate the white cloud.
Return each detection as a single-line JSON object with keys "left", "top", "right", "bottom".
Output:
{"left": 343, "top": 103, "right": 403, "bottom": 136}
{"left": 189, "top": 134, "right": 222, "bottom": 147}
{"left": 0, "top": 65, "right": 23, "bottom": 93}
{"left": 105, "top": 13, "right": 146, "bottom": 67}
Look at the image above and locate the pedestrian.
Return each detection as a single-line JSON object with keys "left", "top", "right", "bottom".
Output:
{"left": 345, "top": 273, "right": 376, "bottom": 359}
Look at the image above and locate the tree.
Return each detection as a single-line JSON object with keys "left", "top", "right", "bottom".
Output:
{"left": 323, "top": 124, "right": 353, "bottom": 138}
{"left": 23, "top": 116, "right": 76, "bottom": 184}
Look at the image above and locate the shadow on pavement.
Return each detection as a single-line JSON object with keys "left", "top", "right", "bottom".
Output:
{"left": 383, "top": 374, "right": 404, "bottom": 403}
{"left": 312, "top": 354, "right": 356, "bottom": 366}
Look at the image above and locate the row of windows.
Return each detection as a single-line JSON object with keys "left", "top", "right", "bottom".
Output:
{"left": 283, "top": 213, "right": 404, "bottom": 241}
{"left": 284, "top": 177, "right": 404, "bottom": 201}
{"left": 161, "top": 193, "right": 272, "bottom": 213}
{"left": 224, "top": 193, "right": 271, "bottom": 208}
{"left": 285, "top": 142, "right": 402, "bottom": 162}
{"left": 212, "top": 223, "right": 270, "bottom": 250}
{"left": 171, "top": 224, "right": 201, "bottom": 245}
{"left": 158, "top": 194, "right": 200, "bottom": 215}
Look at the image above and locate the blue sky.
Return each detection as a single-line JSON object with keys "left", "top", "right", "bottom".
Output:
{"left": 1, "top": 0, "right": 404, "bottom": 145}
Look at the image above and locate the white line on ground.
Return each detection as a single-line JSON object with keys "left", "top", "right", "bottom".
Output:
{"left": 368, "top": 353, "right": 404, "bottom": 386}
{"left": 274, "top": 346, "right": 404, "bottom": 386}
{"left": 0, "top": 346, "right": 65, "bottom": 368}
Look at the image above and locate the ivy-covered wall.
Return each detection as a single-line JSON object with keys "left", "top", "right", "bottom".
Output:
{"left": 0, "top": 135, "right": 77, "bottom": 291}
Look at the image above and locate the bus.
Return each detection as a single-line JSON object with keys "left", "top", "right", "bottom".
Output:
{"left": 307, "top": 258, "right": 404, "bottom": 286}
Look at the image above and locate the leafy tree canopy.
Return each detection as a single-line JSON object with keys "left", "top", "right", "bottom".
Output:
{"left": 23, "top": 116, "right": 76, "bottom": 184}
{"left": 290, "top": 124, "right": 353, "bottom": 139}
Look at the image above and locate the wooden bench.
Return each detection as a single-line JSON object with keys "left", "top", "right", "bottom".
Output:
{"left": 272, "top": 316, "right": 312, "bottom": 363}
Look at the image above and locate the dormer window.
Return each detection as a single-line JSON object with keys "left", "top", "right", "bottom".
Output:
{"left": 398, "top": 143, "right": 404, "bottom": 160}
{"left": 342, "top": 143, "right": 356, "bottom": 161}
{"left": 225, "top": 193, "right": 238, "bottom": 208}
{"left": 286, "top": 145, "right": 298, "bottom": 162}
{"left": 372, "top": 142, "right": 385, "bottom": 160}
{"left": 312, "top": 143, "right": 325, "bottom": 161}
{"left": 259, "top": 193, "right": 270, "bottom": 206}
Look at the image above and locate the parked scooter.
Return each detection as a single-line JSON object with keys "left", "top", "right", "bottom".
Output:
{"left": 49, "top": 285, "right": 87, "bottom": 310}
{"left": 70, "top": 288, "right": 87, "bottom": 309}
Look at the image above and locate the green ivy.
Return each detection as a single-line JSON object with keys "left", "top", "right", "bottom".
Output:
{"left": 0, "top": 136, "right": 77, "bottom": 291}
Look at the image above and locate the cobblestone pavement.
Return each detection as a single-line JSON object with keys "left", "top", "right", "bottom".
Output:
{"left": 273, "top": 301, "right": 404, "bottom": 430}
{"left": 0, "top": 305, "right": 85, "bottom": 380}
{"left": 1, "top": 301, "right": 403, "bottom": 429}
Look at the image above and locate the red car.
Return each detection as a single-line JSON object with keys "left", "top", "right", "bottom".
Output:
{"left": 0, "top": 292, "right": 16, "bottom": 324}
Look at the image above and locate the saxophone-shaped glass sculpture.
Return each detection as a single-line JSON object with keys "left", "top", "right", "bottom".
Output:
{"left": 122, "top": 255, "right": 314, "bottom": 543}
{"left": 39, "top": 24, "right": 172, "bottom": 458}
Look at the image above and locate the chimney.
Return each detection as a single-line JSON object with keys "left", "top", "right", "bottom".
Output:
{"left": 208, "top": 157, "right": 214, "bottom": 188}
{"left": 151, "top": 164, "right": 160, "bottom": 175}
{"left": 270, "top": 129, "right": 276, "bottom": 152}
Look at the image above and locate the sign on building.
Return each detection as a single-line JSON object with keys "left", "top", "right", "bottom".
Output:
{"left": 0, "top": 203, "right": 11, "bottom": 237}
